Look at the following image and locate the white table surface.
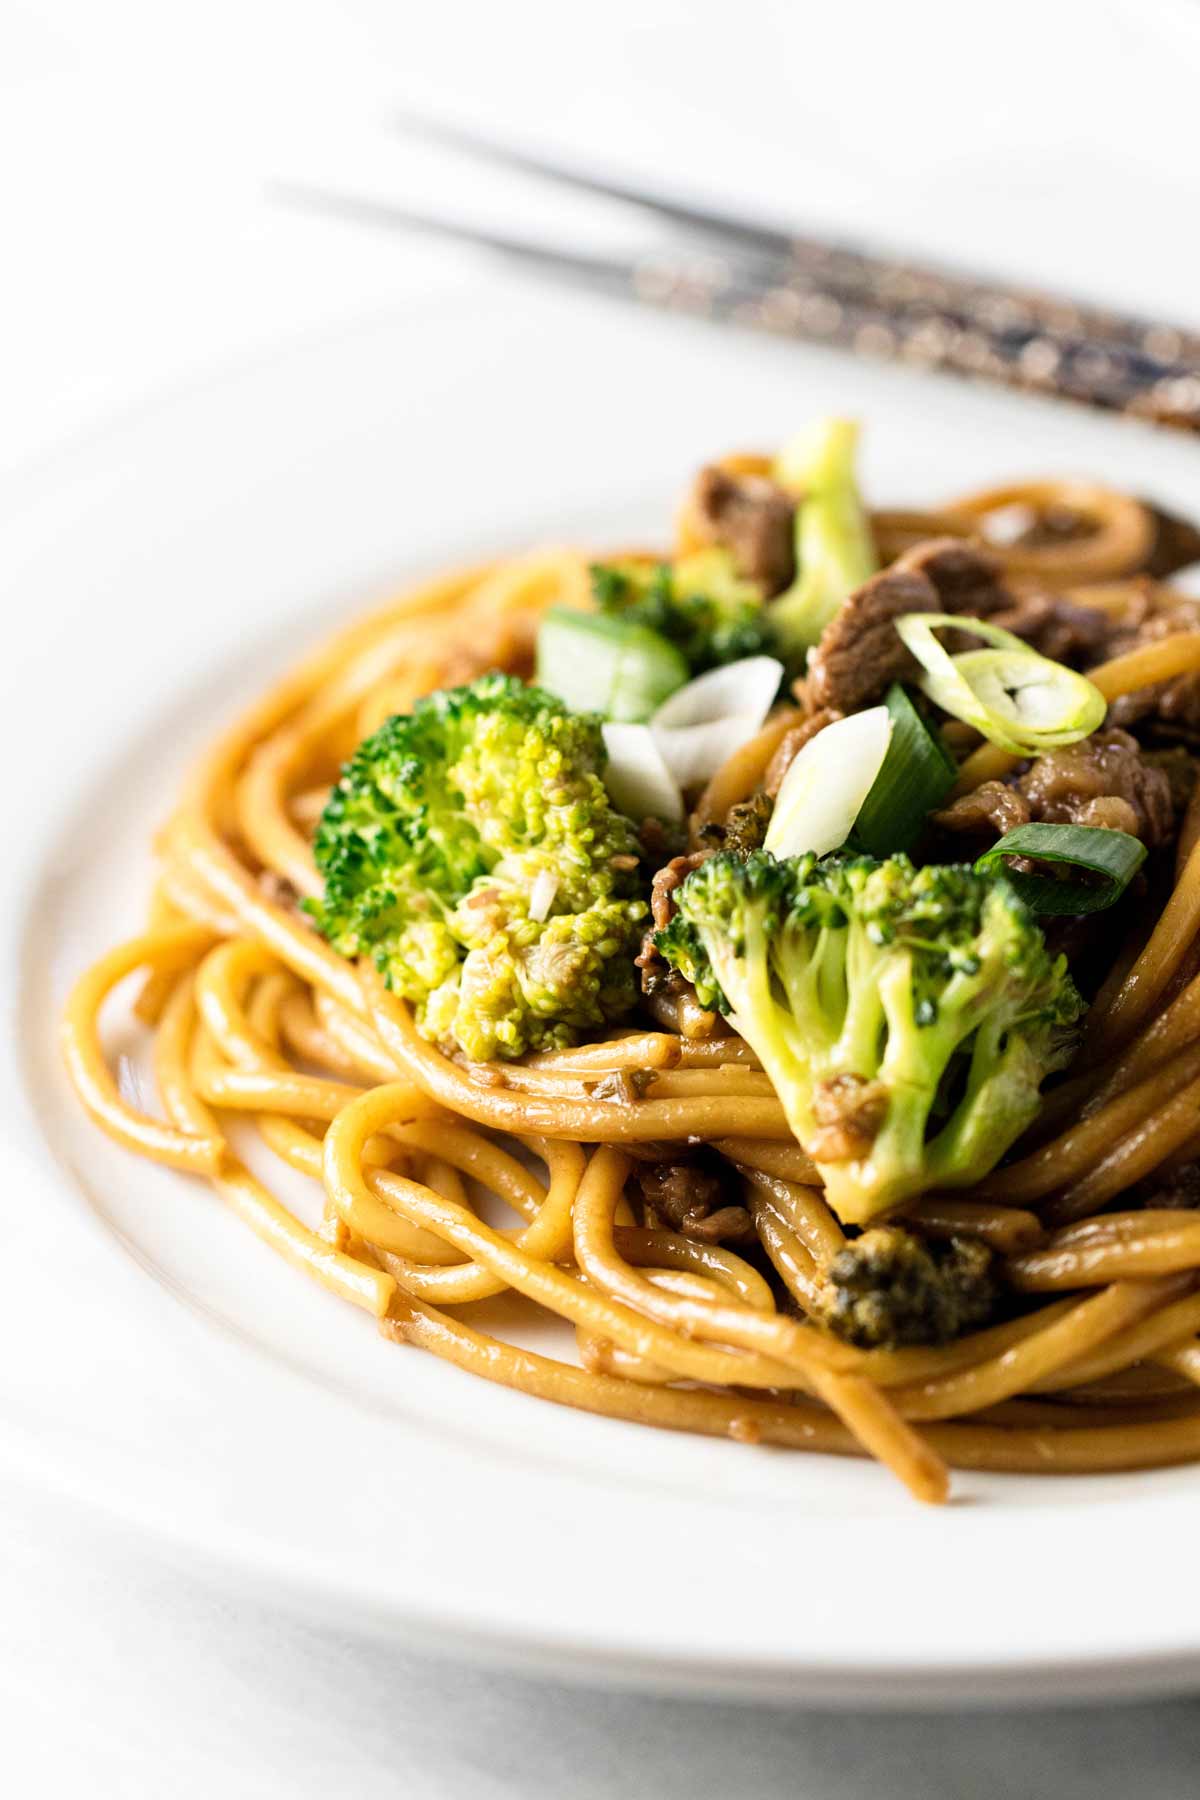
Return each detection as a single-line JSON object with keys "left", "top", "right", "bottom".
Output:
{"left": 7, "top": 1, "right": 1200, "bottom": 1792}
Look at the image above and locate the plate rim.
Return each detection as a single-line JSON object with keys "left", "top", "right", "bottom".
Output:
{"left": 6, "top": 291, "right": 1200, "bottom": 1705}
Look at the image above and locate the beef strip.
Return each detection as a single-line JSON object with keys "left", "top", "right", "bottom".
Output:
{"left": 936, "top": 728, "right": 1175, "bottom": 849}
{"left": 802, "top": 541, "right": 1015, "bottom": 714}
{"left": 1105, "top": 598, "right": 1200, "bottom": 740}
{"left": 802, "top": 566, "right": 940, "bottom": 713}
{"left": 637, "top": 1161, "right": 754, "bottom": 1245}
{"left": 986, "top": 591, "right": 1114, "bottom": 667}
{"left": 649, "top": 851, "right": 710, "bottom": 931}
{"left": 933, "top": 781, "right": 1031, "bottom": 837}
{"left": 891, "top": 537, "right": 1011, "bottom": 617}
{"left": 1020, "top": 729, "right": 1176, "bottom": 847}
{"left": 1105, "top": 597, "right": 1200, "bottom": 660}
{"left": 899, "top": 537, "right": 1119, "bottom": 668}
{"left": 638, "top": 848, "right": 709, "bottom": 1001}
{"left": 1110, "top": 677, "right": 1200, "bottom": 741}
{"left": 688, "top": 464, "right": 796, "bottom": 594}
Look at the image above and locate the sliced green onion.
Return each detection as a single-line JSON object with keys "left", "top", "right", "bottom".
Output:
{"left": 895, "top": 612, "right": 1106, "bottom": 755}
{"left": 536, "top": 607, "right": 688, "bottom": 722}
{"left": 853, "top": 684, "right": 957, "bottom": 855}
{"left": 601, "top": 722, "right": 684, "bottom": 824}
{"left": 764, "top": 705, "right": 892, "bottom": 858}
{"left": 975, "top": 823, "right": 1146, "bottom": 915}
{"left": 651, "top": 654, "right": 784, "bottom": 787}
{"left": 767, "top": 417, "right": 877, "bottom": 656}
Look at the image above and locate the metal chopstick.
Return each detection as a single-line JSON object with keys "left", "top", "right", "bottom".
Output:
{"left": 274, "top": 179, "right": 1200, "bottom": 435}
{"left": 390, "top": 109, "right": 1200, "bottom": 371}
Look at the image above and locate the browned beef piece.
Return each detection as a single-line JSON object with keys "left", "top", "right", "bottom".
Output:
{"left": 688, "top": 464, "right": 796, "bottom": 594}
{"left": 802, "top": 566, "right": 939, "bottom": 712}
{"left": 802, "top": 536, "right": 1065, "bottom": 720}
{"left": 987, "top": 592, "right": 1114, "bottom": 667}
{"left": 762, "top": 707, "right": 843, "bottom": 795}
{"left": 1110, "top": 679, "right": 1200, "bottom": 740}
{"left": 1106, "top": 599, "right": 1200, "bottom": 739}
{"left": 892, "top": 537, "right": 1011, "bottom": 617}
{"left": 937, "top": 730, "right": 1175, "bottom": 850}
{"left": 1016, "top": 728, "right": 1174, "bottom": 847}
{"left": 649, "top": 851, "right": 710, "bottom": 931}
{"left": 899, "top": 537, "right": 1115, "bottom": 667}
{"left": 934, "top": 782, "right": 1031, "bottom": 837}
{"left": 1142, "top": 502, "right": 1200, "bottom": 579}
{"left": 637, "top": 842, "right": 711, "bottom": 1001}
{"left": 1105, "top": 597, "right": 1200, "bottom": 660}
{"left": 637, "top": 1161, "right": 753, "bottom": 1244}
{"left": 806, "top": 1074, "right": 890, "bottom": 1164}
{"left": 802, "top": 539, "right": 1020, "bottom": 715}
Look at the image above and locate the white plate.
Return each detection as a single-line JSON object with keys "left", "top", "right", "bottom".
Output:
{"left": 5, "top": 286, "right": 1200, "bottom": 1707}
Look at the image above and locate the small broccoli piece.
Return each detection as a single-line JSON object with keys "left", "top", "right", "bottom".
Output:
{"left": 589, "top": 550, "right": 772, "bottom": 673}
{"left": 767, "top": 417, "right": 878, "bottom": 657}
{"left": 814, "top": 1226, "right": 998, "bottom": 1348}
{"left": 656, "top": 850, "right": 1082, "bottom": 1223}
{"left": 699, "top": 791, "right": 775, "bottom": 857}
{"left": 308, "top": 674, "right": 647, "bottom": 1061}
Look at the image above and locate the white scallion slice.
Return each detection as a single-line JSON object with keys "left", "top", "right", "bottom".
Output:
{"left": 650, "top": 655, "right": 784, "bottom": 788}
{"left": 764, "top": 706, "right": 892, "bottom": 859}
{"left": 601, "top": 723, "right": 684, "bottom": 824}
{"left": 528, "top": 869, "right": 559, "bottom": 922}
{"left": 895, "top": 612, "right": 1106, "bottom": 755}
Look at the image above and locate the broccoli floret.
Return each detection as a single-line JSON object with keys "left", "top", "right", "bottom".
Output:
{"left": 590, "top": 550, "right": 772, "bottom": 673}
{"left": 767, "top": 418, "right": 878, "bottom": 657}
{"left": 308, "top": 673, "right": 647, "bottom": 1061}
{"left": 656, "top": 850, "right": 1082, "bottom": 1223}
{"left": 813, "top": 1226, "right": 998, "bottom": 1348}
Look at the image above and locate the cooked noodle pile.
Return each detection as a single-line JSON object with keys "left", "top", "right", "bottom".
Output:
{"left": 63, "top": 464, "right": 1200, "bottom": 1505}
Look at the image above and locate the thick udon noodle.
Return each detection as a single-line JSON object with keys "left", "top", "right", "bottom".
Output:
{"left": 62, "top": 478, "right": 1200, "bottom": 1504}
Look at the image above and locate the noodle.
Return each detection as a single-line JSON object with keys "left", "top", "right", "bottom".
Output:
{"left": 59, "top": 465, "right": 1200, "bottom": 1507}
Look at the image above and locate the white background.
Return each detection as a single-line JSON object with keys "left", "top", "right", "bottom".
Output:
{"left": 6, "top": 1, "right": 1200, "bottom": 1792}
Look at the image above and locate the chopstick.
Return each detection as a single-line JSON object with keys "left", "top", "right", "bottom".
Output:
{"left": 390, "top": 110, "right": 1200, "bottom": 370}
{"left": 274, "top": 123, "right": 1200, "bottom": 434}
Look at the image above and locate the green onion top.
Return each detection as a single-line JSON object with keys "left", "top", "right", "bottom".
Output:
{"left": 854, "top": 684, "right": 957, "bottom": 856}
{"left": 895, "top": 612, "right": 1106, "bottom": 756}
{"left": 535, "top": 606, "right": 688, "bottom": 723}
{"left": 975, "top": 823, "right": 1147, "bottom": 914}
